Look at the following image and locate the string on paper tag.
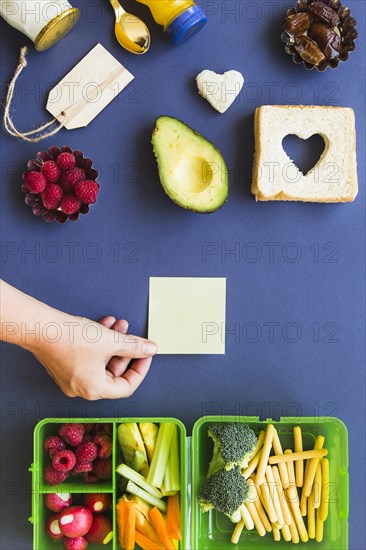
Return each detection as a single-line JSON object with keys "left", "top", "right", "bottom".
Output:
{"left": 4, "top": 47, "right": 64, "bottom": 142}
{"left": 3, "top": 44, "right": 135, "bottom": 142}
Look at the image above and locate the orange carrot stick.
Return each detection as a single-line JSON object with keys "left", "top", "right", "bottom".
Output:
{"left": 135, "top": 531, "right": 164, "bottom": 550}
{"left": 117, "top": 500, "right": 136, "bottom": 550}
{"left": 149, "top": 507, "right": 175, "bottom": 550}
{"left": 166, "top": 495, "right": 182, "bottom": 540}
{"left": 135, "top": 509, "right": 162, "bottom": 545}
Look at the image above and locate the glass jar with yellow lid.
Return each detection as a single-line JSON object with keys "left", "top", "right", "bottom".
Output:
{"left": 135, "top": 0, "right": 207, "bottom": 44}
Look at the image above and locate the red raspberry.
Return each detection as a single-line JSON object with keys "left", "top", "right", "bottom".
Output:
{"left": 41, "top": 184, "right": 63, "bottom": 209}
{"left": 57, "top": 152, "right": 76, "bottom": 170}
{"left": 93, "top": 434, "right": 112, "bottom": 459}
{"left": 59, "top": 423, "right": 85, "bottom": 447}
{"left": 52, "top": 450, "right": 77, "bottom": 472}
{"left": 95, "top": 423, "right": 113, "bottom": 436}
{"left": 25, "top": 171, "right": 47, "bottom": 193}
{"left": 73, "top": 461, "right": 93, "bottom": 474}
{"left": 93, "top": 458, "right": 112, "bottom": 480}
{"left": 60, "top": 195, "right": 81, "bottom": 215}
{"left": 64, "top": 536, "right": 88, "bottom": 550}
{"left": 75, "top": 442, "right": 97, "bottom": 464}
{"left": 84, "top": 423, "right": 95, "bottom": 434}
{"left": 41, "top": 160, "right": 61, "bottom": 183}
{"left": 83, "top": 472, "right": 99, "bottom": 483}
{"left": 60, "top": 167, "right": 86, "bottom": 192}
{"left": 75, "top": 180, "right": 99, "bottom": 204}
{"left": 44, "top": 464, "right": 69, "bottom": 485}
{"left": 44, "top": 435, "right": 67, "bottom": 458}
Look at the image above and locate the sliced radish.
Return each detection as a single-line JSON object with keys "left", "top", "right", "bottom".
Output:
{"left": 59, "top": 506, "right": 93, "bottom": 538}
{"left": 84, "top": 493, "right": 111, "bottom": 514}
{"left": 63, "top": 536, "right": 88, "bottom": 549}
{"left": 46, "top": 513, "right": 63, "bottom": 541}
{"left": 44, "top": 492, "right": 72, "bottom": 512}
{"left": 86, "top": 514, "right": 113, "bottom": 544}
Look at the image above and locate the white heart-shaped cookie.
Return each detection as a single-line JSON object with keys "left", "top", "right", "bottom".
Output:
{"left": 196, "top": 70, "right": 244, "bottom": 114}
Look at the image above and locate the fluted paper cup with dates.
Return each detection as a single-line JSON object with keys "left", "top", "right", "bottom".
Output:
{"left": 282, "top": 0, "right": 358, "bottom": 71}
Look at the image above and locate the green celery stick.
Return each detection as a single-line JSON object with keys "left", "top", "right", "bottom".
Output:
{"left": 146, "top": 422, "right": 175, "bottom": 489}
{"left": 116, "top": 463, "right": 163, "bottom": 499}
{"left": 162, "top": 423, "right": 180, "bottom": 495}
{"left": 126, "top": 480, "right": 167, "bottom": 513}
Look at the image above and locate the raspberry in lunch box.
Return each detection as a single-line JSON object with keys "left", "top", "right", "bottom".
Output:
{"left": 59, "top": 423, "right": 85, "bottom": 447}
{"left": 52, "top": 450, "right": 77, "bottom": 472}
{"left": 73, "top": 461, "right": 94, "bottom": 474}
{"left": 21, "top": 146, "right": 99, "bottom": 223}
{"left": 93, "top": 434, "right": 113, "bottom": 459}
{"left": 75, "top": 441, "right": 98, "bottom": 463}
{"left": 44, "top": 435, "right": 67, "bottom": 457}
{"left": 44, "top": 464, "right": 69, "bottom": 485}
{"left": 93, "top": 458, "right": 112, "bottom": 480}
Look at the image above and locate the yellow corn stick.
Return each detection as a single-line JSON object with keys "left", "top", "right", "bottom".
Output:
{"left": 251, "top": 475, "right": 270, "bottom": 516}
{"left": 286, "top": 485, "right": 309, "bottom": 543}
{"left": 293, "top": 426, "right": 304, "bottom": 487}
{"left": 307, "top": 488, "right": 316, "bottom": 539}
{"left": 284, "top": 494, "right": 300, "bottom": 544}
{"left": 314, "top": 460, "right": 322, "bottom": 509}
{"left": 272, "top": 428, "right": 290, "bottom": 489}
{"left": 319, "top": 458, "right": 329, "bottom": 521}
{"left": 272, "top": 524, "right": 281, "bottom": 541}
{"left": 285, "top": 449, "right": 296, "bottom": 487}
{"left": 252, "top": 430, "right": 265, "bottom": 457}
{"left": 249, "top": 481, "right": 272, "bottom": 533}
{"left": 266, "top": 466, "right": 284, "bottom": 528}
{"left": 255, "top": 424, "right": 275, "bottom": 485}
{"left": 269, "top": 449, "right": 327, "bottom": 465}
{"left": 242, "top": 433, "right": 265, "bottom": 477}
{"left": 242, "top": 451, "right": 261, "bottom": 479}
{"left": 303, "top": 436, "right": 325, "bottom": 497}
{"left": 272, "top": 465, "right": 292, "bottom": 526}
{"left": 231, "top": 519, "right": 245, "bottom": 545}
{"left": 240, "top": 503, "right": 254, "bottom": 530}
{"left": 281, "top": 523, "right": 292, "bottom": 542}
{"left": 316, "top": 507, "right": 324, "bottom": 542}
{"left": 288, "top": 515, "right": 300, "bottom": 543}
{"left": 246, "top": 500, "right": 266, "bottom": 537}
{"left": 300, "top": 491, "right": 307, "bottom": 516}
{"left": 259, "top": 480, "right": 278, "bottom": 523}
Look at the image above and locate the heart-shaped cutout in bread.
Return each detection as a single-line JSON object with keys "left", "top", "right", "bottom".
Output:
{"left": 282, "top": 134, "right": 326, "bottom": 175}
{"left": 196, "top": 70, "right": 244, "bottom": 114}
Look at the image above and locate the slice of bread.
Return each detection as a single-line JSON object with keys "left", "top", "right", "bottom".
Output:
{"left": 252, "top": 105, "right": 358, "bottom": 202}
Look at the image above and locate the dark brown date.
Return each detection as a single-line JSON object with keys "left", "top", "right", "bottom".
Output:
{"left": 308, "top": 22, "right": 340, "bottom": 59}
{"left": 284, "top": 12, "right": 313, "bottom": 36}
{"left": 310, "top": 1, "right": 340, "bottom": 27}
{"left": 294, "top": 35, "right": 326, "bottom": 65}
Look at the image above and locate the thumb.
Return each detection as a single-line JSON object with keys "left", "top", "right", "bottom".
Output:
{"left": 113, "top": 332, "right": 158, "bottom": 359}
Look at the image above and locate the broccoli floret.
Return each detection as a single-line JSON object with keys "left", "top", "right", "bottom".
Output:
{"left": 207, "top": 423, "right": 257, "bottom": 476}
{"left": 198, "top": 466, "right": 249, "bottom": 523}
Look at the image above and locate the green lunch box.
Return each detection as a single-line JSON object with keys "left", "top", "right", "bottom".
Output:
{"left": 30, "top": 416, "right": 349, "bottom": 550}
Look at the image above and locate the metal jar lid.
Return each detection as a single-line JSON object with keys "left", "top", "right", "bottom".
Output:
{"left": 34, "top": 7, "right": 80, "bottom": 51}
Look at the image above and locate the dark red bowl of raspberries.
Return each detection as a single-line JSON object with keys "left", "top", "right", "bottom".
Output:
{"left": 21, "top": 146, "right": 100, "bottom": 224}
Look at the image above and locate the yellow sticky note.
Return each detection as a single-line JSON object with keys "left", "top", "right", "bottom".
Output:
{"left": 148, "top": 277, "right": 226, "bottom": 355}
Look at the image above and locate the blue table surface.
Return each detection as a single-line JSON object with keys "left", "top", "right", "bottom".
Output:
{"left": 0, "top": 1, "right": 365, "bottom": 548}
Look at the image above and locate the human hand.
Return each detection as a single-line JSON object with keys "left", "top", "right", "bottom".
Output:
{"left": 32, "top": 314, "right": 157, "bottom": 400}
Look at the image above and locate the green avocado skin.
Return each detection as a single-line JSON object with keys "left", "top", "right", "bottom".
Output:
{"left": 151, "top": 116, "right": 229, "bottom": 214}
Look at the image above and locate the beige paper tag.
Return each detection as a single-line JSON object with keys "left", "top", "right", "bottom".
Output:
{"left": 46, "top": 43, "right": 134, "bottom": 130}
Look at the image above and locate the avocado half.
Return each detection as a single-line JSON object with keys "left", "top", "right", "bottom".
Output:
{"left": 152, "top": 116, "right": 229, "bottom": 213}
